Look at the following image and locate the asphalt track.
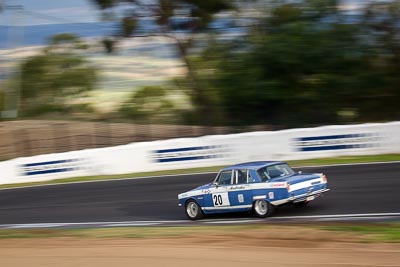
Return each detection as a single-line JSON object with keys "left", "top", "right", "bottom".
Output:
{"left": 0, "top": 162, "right": 399, "bottom": 227}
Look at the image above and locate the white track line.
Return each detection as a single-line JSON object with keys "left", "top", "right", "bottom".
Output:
{"left": 272, "top": 212, "right": 400, "bottom": 220}
{"left": 0, "top": 221, "right": 184, "bottom": 229}
{"left": 1, "top": 213, "right": 400, "bottom": 229}
{"left": 204, "top": 219, "right": 263, "bottom": 224}
{"left": 1, "top": 160, "right": 400, "bottom": 191}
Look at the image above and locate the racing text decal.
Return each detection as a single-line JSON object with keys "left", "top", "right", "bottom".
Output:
{"left": 152, "top": 145, "right": 230, "bottom": 163}
{"left": 293, "top": 133, "right": 381, "bottom": 152}
{"left": 19, "top": 159, "right": 86, "bottom": 176}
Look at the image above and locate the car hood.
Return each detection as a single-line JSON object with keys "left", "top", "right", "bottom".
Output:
{"left": 191, "top": 183, "right": 213, "bottom": 191}
{"left": 271, "top": 173, "right": 321, "bottom": 184}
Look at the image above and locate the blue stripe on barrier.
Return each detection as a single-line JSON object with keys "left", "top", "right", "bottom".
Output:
{"left": 22, "top": 159, "right": 73, "bottom": 168}
{"left": 296, "top": 134, "right": 363, "bottom": 142}
{"left": 299, "top": 144, "right": 369, "bottom": 151}
{"left": 157, "top": 154, "right": 220, "bottom": 163}
{"left": 25, "top": 168, "right": 75, "bottom": 176}
{"left": 158, "top": 156, "right": 207, "bottom": 162}
{"left": 155, "top": 146, "right": 214, "bottom": 154}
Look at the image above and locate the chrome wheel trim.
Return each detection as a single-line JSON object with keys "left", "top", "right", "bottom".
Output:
{"left": 186, "top": 201, "right": 199, "bottom": 218}
{"left": 254, "top": 200, "right": 268, "bottom": 215}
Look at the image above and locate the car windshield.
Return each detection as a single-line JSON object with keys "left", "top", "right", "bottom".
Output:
{"left": 257, "top": 163, "right": 295, "bottom": 181}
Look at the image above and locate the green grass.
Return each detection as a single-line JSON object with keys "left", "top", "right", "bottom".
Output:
{"left": 1, "top": 154, "right": 399, "bottom": 189}
{"left": 0, "top": 224, "right": 399, "bottom": 243}
{"left": 0, "top": 225, "right": 252, "bottom": 240}
{"left": 322, "top": 224, "right": 400, "bottom": 243}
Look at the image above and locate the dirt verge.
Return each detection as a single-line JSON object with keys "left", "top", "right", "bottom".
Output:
{"left": 1, "top": 226, "right": 399, "bottom": 267}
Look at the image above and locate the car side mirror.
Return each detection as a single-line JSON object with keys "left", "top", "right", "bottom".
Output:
{"left": 213, "top": 182, "right": 219, "bottom": 188}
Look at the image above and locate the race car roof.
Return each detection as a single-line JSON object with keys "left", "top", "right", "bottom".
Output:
{"left": 221, "top": 161, "right": 286, "bottom": 171}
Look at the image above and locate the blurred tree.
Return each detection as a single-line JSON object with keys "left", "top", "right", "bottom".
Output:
{"left": 47, "top": 33, "right": 89, "bottom": 52}
{"left": 18, "top": 34, "right": 97, "bottom": 116}
{"left": 90, "top": 0, "right": 235, "bottom": 125}
{"left": 190, "top": 0, "right": 400, "bottom": 126}
{"left": 357, "top": 1, "right": 400, "bottom": 121}
{"left": 0, "top": 91, "right": 4, "bottom": 112}
{"left": 119, "top": 85, "right": 176, "bottom": 123}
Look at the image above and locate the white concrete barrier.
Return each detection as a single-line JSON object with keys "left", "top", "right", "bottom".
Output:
{"left": 1, "top": 121, "right": 399, "bottom": 185}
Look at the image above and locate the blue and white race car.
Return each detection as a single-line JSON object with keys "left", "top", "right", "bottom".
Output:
{"left": 178, "top": 161, "right": 329, "bottom": 220}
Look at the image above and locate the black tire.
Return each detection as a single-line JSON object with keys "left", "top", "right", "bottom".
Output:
{"left": 185, "top": 200, "right": 204, "bottom": 220}
{"left": 252, "top": 199, "right": 274, "bottom": 218}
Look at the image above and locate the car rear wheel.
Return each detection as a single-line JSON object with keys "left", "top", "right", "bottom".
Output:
{"left": 253, "top": 199, "right": 274, "bottom": 218}
{"left": 185, "top": 200, "right": 204, "bottom": 220}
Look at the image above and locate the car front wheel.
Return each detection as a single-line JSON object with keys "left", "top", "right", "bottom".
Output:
{"left": 185, "top": 200, "right": 204, "bottom": 220}
{"left": 253, "top": 199, "right": 274, "bottom": 218}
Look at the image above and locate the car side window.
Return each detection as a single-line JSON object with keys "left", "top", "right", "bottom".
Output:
{"left": 248, "top": 171, "right": 257, "bottom": 183}
{"left": 235, "top": 169, "right": 248, "bottom": 184}
{"left": 217, "top": 170, "right": 232, "bottom": 185}
{"left": 267, "top": 166, "right": 283, "bottom": 178}
{"left": 257, "top": 167, "right": 270, "bottom": 182}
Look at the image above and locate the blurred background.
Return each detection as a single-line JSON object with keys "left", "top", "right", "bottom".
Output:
{"left": 0, "top": 0, "right": 399, "bottom": 161}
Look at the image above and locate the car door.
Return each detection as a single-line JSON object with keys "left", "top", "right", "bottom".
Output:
{"left": 227, "top": 169, "right": 253, "bottom": 208}
{"left": 206, "top": 170, "right": 232, "bottom": 210}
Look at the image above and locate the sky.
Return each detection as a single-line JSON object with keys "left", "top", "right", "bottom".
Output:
{"left": 0, "top": 0, "right": 102, "bottom": 25}
{"left": 0, "top": 0, "right": 384, "bottom": 26}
